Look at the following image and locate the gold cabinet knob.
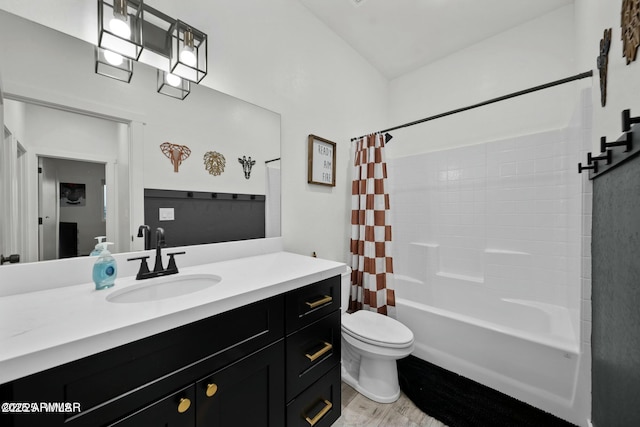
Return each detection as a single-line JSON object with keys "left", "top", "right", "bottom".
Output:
{"left": 206, "top": 383, "right": 218, "bottom": 397}
{"left": 177, "top": 397, "right": 191, "bottom": 413}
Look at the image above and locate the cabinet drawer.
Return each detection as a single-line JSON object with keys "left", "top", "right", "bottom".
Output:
{"left": 285, "top": 275, "right": 340, "bottom": 333}
{"left": 109, "top": 385, "right": 195, "bottom": 427}
{"left": 286, "top": 311, "right": 341, "bottom": 401}
{"left": 286, "top": 364, "right": 341, "bottom": 427}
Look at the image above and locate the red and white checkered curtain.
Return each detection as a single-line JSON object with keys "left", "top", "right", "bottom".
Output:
{"left": 349, "top": 133, "right": 396, "bottom": 317}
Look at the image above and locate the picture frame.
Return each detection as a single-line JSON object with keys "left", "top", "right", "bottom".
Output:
{"left": 60, "top": 182, "right": 86, "bottom": 207}
{"left": 308, "top": 134, "right": 336, "bottom": 186}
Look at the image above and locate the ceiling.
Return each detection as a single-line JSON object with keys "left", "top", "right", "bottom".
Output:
{"left": 0, "top": 0, "right": 573, "bottom": 82}
{"left": 298, "top": 0, "right": 574, "bottom": 79}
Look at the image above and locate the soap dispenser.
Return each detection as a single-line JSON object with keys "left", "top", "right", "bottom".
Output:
{"left": 93, "top": 242, "right": 117, "bottom": 290}
{"left": 90, "top": 236, "right": 107, "bottom": 256}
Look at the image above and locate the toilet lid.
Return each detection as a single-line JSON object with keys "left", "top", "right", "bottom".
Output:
{"left": 342, "top": 310, "right": 414, "bottom": 348}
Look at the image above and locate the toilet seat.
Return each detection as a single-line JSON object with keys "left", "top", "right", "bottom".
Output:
{"left": 342, "top": 310, "right": 414, "bottom": 349}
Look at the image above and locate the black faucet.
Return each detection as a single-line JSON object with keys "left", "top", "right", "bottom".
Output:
{"left": 137, "top": 225, "right": 151, "bottom": 250}
{"left": 127, "top": 227, "right": 185, "bottom": 280}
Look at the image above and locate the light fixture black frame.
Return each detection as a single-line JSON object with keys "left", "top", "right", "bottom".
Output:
{"left": 95, "top": 46, "right": 134, "bottom": 83}
{"left": 95, "top": 0, "right": 207, "bottom": 98}
{"left": 97, "top": 0, "right": 144, "bottom": 60}
{"left": 157, "top": 70, "right": 191, "bottom": 100}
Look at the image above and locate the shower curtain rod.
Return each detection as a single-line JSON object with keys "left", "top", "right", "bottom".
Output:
{"left": 350, "top": 70, "right": 593, "bottom": 142}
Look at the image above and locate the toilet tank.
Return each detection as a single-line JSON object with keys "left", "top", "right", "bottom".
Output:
{"left": 341, "top": 266, "right": 352, "bottom": 313}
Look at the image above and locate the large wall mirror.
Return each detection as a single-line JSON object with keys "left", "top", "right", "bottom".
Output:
{"left": 0, "top": 10, "right": 281, "bottom": 264}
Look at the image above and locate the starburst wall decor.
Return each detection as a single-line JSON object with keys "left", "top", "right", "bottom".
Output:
{"left": 621, "top": 0, "right": 640, "bottom": 64}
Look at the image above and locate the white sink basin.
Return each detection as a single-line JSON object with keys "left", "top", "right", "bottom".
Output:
{"left": 106, "top": 273, "right": 221, "bottom": 303}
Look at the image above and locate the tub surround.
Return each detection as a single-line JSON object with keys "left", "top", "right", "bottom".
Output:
{"left": 0, "top": 238, "right": 345, "bottom": 384}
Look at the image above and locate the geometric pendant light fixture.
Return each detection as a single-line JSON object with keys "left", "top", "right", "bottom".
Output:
{"left": 96, "top": 0, "right": 208, "bottom": 100}
{"left": 157, "top": 70, "right": 191, "bottom": 100}
{"left": 95, "top": 46, "right": 134, "bottom": 83}
{"left": 170, "top": 21, "right": 208, "bottom": 84}
{"left": 97, "top": 0, "right": 143, "bottom": 61}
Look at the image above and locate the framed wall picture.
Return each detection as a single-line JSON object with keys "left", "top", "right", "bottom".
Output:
{"left": 308, "top": 134, "right": 336, "bottom": 186}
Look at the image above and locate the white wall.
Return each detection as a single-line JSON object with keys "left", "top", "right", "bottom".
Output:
{"left": 192, "top": 0, "right": 389, "bottom": 262}
{"left": 387, "top": 5, "right": 577, "bottom": 159}
{"left": 575, "top": 0, "right": 640, "bottom": 152}
{"left": 8, "top": 101, "right": 125, "bottom": 259}
{"left": 0, "top": 0, "right": 389, "bottom": 264}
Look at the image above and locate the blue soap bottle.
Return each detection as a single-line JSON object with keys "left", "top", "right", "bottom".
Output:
{"left": 93, "top": 242, "right": 117, "bottom": 290}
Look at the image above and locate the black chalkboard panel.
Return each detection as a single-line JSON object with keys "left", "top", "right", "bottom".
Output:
{"left": 144, "top": 189, "right": 265, "bottom": 248}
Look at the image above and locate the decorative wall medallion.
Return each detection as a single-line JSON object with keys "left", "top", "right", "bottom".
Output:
{"left": 238, "top": 155, "right": 256, "bottom": 179}
{"left": 621, "top": 0, "right": 640, "bottom": 64}
{"left": 160, "top": 142, "right": 191, "bottom": 173}
{"left": 203, "top": 151, "right": 226, "bottom": 176}
{"left": 597, "top": 28, "right": 612, "bottom": 107}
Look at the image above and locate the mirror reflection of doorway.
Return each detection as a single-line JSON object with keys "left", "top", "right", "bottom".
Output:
{"left": 38, "top": 157, "right": 106, "bottom": 261}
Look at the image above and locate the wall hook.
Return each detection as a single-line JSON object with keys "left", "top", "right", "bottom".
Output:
{"left": 600, "top": 133, "right": 632, "bottom": 153}
{"left": 622, "top": 109, "right": 640, "bottom": 132}
{"left": 578, "top": 161, "right": 598, "bottom": 174}
{"left": 588, "top": 150, "right": 612, "bottom": 165}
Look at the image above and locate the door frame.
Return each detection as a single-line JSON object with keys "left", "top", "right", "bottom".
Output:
{"left": 32, "top": 150, "right": 116, "bottom": 262}
{"left": 37, "top": 155, "right": 110, "bottom": 261}
{"left": 1, "top": 92, "right": 142, "bottom": 261}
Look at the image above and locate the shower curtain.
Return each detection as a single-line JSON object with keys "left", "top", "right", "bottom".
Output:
{"left": 349, "top": 133, "right": 396, "bottom": 317}
{"left": 265, "top": 163, "right": 281, "bottom": 238}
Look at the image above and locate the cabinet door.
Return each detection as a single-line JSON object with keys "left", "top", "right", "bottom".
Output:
{"left": 196, "top": 340, "right": 285, "bottom": 427}
{"left": 109, "top": 385, "right": 195, "bottom": 427}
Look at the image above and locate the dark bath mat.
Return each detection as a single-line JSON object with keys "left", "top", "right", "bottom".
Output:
{"left": 397, "top": 355, "right": 577, "bottom": 427}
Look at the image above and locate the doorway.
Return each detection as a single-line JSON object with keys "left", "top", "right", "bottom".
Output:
{"left": 38, "top": 157, "right": 107, "bottom": 260}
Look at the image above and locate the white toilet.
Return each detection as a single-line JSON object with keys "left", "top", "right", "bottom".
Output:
{"left": 340, "top": 268, "right": 415, "bottom": 403}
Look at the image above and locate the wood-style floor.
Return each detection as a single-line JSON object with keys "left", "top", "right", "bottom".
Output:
{"left": 332, "top": 382, "right": 448, "bottom": 427}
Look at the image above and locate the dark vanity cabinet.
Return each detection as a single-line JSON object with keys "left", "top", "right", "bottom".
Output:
{"left": 0, "top": 275, "right": 341, "bottom": 427}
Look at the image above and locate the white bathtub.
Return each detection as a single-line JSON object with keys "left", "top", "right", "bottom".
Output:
{"left": 395, "top": 274, "right": 583, "bottom": 424}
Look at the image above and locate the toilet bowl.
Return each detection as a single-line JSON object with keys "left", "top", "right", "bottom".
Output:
{"left": 340, "top": 267, "right": 414, "bottom": 403}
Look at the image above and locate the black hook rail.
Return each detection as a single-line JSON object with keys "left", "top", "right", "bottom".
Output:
{"left": 579, "top": 109, "right": 640, "bottom": 179}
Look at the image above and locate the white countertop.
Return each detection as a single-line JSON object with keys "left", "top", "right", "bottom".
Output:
{"left": 0, "top": 251, "right": 345, "bottom": 384}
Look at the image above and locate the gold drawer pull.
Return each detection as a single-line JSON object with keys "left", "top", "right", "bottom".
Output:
{"left": 305, "top": 399, "right": 333, "bottom": 426}
{"left": 177, "top": 397, "right": 191, "bottom": 414}
{"left": 305, "top": 342, "right": 333, "bottom": 362}
{"left": 206, "top": 383, "right": 218, "bottom": 397}
{"left": 305, "top": 295, "right": 332, "bottom": 309}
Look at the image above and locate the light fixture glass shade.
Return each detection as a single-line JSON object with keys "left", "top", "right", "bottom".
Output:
{"left": 170, "top": 20, "right": 207, "bottom": 83}
{"left": 157, "top": 69, "right": 190, "bottom": 100}
{"left": 95, "top": 47, "right": 133, "bottom": 83}
{"left": 98, "top": 0, "right": 143, "bottom": 60}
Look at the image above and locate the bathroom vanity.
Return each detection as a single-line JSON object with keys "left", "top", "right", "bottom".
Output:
{"left": 0, "top": 249, "right": 343, "bottom": 427}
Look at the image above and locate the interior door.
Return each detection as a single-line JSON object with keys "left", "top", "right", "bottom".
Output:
{"left": 39, "top": 157, "right": 59, "bottom": 261}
